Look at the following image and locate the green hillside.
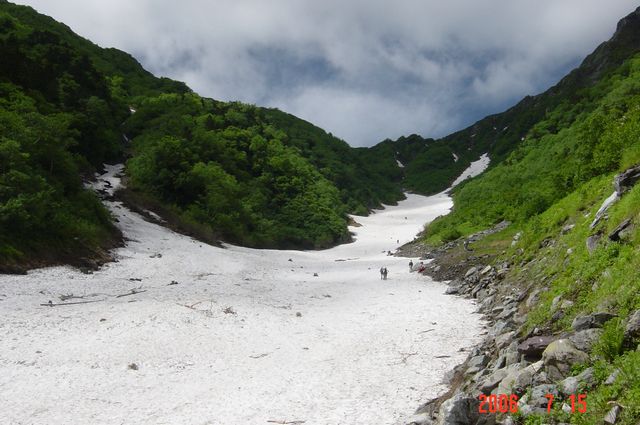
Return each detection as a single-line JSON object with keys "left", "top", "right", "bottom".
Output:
{"left": 419, "top": 7, "right": 640, "bottom": 423}
{"left": 0, "top": 0, "right": 405, "bottom": 270}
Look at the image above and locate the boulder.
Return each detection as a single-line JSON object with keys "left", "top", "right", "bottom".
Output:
{"left": 614, "top": 163, "right": 640, "bottom": 195}
{"left": 466, "top": 355, "right": 490, "bottom": 375}
{"left": 569, "top": 328, "right": 603, "bottom": 353}
{"left": 623, "top": 309, "right": 640, "bottom": 348}
{"left": 465, "top": 267, "right": 478, "bottom": 278}
{"left": 586, "top": 234, "right": 601, "bottom": 253}
{"left": 604, "top": 405, "right": 622, "bottom": 424}
{"left": 495, "top": 331, "right": 516, "bottom": 350}
{"left": 512, "top": 360, "right": 544, "bottom": 394}
{"left": 571, "top": 312, "right": 617, "bottom": 331}
{"left": 608, "top": 218, "right": 632, "bottom": 241}
{"left": 560, "top": 376, "right": 579, "bottom": 395}
{"left": 478, "top": 368, "right": 508, "bottom": 394}
{"left": 528, "top": 384, "right": 559, "bottom": 408}
{"left": 517, "top": 335, "right": 556, "bottom": 358}
{"left": 436, "top": 393, "right": 479, "bottom": 425}
{"left": 542, "top": 339, "right": 590, "bottom": 380}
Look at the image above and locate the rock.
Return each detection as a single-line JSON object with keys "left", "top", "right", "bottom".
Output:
{"left": 569, "top": 328, "right": 603, "bottom": 353}
{"left": 561, "top": 224, "right": 575, "bottom": 234}
{"left": 517, "top": 335, "right": 556, "bottom": 358}
{"left": 605, "top": 369, "right": 621, "bottom": 385}
{"left": 528, "top": 384, "right": 559, "bottom": 408}
{"left": 466, "top": 355, "right": 490, "bottom": 374}
{"left": 465, "top": 267, "right": 478, "bottom": 278}
{"left": 560, "top": 300, "right": 574, "bottom": 309}
{"left": 512, "top": 361, "right": 544, "bottom": 394}
{"left": 436, "top": 393, "right": 479, "bottom": 425}
{"left": 586, "top": 234, "right": 601, "bottom": 253}
{"left": 560, "top": 376, "right": 579, "bottom": 395}
{"left": 478, "top": 368, "right": 508, "bottom": 394}
{"left": 551, "top": 295, "right": 562, "bottom": 309}
{"left": 624, "top": 309, "right": 640, "bottom": 348}
{"left": 614, "top": 163, "right": 640, "bottom": 195}
{"left": 609, "top": 218, "right": 632, "bottom": 241}
{"left": 604, "top": 405, "right": 623, "bottom": 424}
{"left": 542, "top": 339, "right": 590, "bottom": 380}
{"left": 480, "top": 265, "right": 492, "bottom": 275}
{"left": 572, "top": 312, "right": 617, "bottom": 331}
{"left": 495, "top": 332, "right": 515, "bottom": 350}
{"left": 525, "top": 290, "right": 541, "bottom": 309}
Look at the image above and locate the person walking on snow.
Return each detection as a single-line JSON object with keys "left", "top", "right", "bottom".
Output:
{"left": 409, "top": 260, "right": 413, "bottom": 271}
{"left": 383, "top": 267, "right": 388, "bottom": 280}
{"left": 380, "top": 267, "right": 384, "bottom": 280}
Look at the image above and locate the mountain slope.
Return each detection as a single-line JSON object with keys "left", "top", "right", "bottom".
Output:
{"left": 378, "top": 6, "right": 640, "bottom": 195}
{"left": 0, "top": 0, "right": 405, "bottom": 270}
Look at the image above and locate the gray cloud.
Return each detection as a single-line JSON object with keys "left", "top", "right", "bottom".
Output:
{"left": 15, "top": 0, "right": 638, "bottom": 146}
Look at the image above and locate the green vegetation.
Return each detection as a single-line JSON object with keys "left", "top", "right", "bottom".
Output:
{"left": 0, "top": 0, "right": 406, "bottom": 268}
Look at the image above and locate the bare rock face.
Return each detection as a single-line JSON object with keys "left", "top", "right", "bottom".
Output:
{"left": 542, "top": 339, "right": 590, "bottom": 380}
{"left": 614, "top": 164, "right": 640, "bottom": 195}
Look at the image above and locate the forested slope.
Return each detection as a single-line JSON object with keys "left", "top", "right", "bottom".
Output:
{"left": 0, "top": 0, "right": 406, "bottom": 270}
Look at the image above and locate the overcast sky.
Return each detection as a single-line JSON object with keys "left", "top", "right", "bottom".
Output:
{"left": 14, "top": 1, "right": 638, "bottom": 146}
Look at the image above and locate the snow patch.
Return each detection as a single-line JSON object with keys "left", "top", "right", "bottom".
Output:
{"left": 452, "top": 153, "right": 459, "bottom": 162}
{"left": 0, "top": 165, "right": 482, "bottom": 425}
{"left": 396, "top": 159, "right": 405, "bottom": 168}
{"left": 451, "top": 153, "right": 490, "bottom": 188}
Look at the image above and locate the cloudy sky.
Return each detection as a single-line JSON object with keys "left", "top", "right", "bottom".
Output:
{"left": 14, "top": 1, "right": 638, "bottom": 146}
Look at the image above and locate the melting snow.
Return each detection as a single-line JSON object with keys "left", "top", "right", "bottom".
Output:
{"left": 451, "top": 153, "right": 490, "bottom": 188}
{"left": 0, "top": 164, "right": 482, "bottom": 425}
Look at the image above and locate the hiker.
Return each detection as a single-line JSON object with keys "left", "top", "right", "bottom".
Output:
{"left": 387, "top": 250, "right": 392, "bottom": 256}
{"left": 380, "top": 267, "right": 384, "bottom": 280}
{"left": 409, "top": 260, "right": 414, "bottom": 271}
{"left": 418, "top": 261, "right": 426, "bottom": 273}
{"left": 383, "top": 267, "right": 388, "bottom": 280}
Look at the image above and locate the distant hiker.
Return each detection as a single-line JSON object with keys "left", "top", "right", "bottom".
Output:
{"left": 383, "top": 267, "right": 388, "bottom": 280}
{"left": 387, "top": 250, "right": 392, "bottom": 256}
{"left": 380, "top": 267, "right": 384, "bottom": 280}
{"left": 409, "top": 260, "right": 414, "bottom": 271}
{"left": 397, "top": 239, "right": 399, "bottom": 244}
{"left": 418, "top": 261, "right": 426, "bottom": 273}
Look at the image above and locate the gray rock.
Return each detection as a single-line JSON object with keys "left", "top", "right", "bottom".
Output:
{"left": 466, "top": 355, "right": 490, "bottom": 374}
{"left": 586, "top": 234, "right": 601, "bottom": 253}
{"left": 624, "top": 309, "right": 640, "bottom": 348}
{"left": 561, "top": 224, "right": 575, "bottom": 234}
{"left": 560, "top": 300, "right": 574, "bottom": 309}
{"left": 436, "top": 393, "right": 479, "bottom": 425}
{"left": 445, "top": 286, "right": 460, "bottom": 295}
{"left": 569, "top": 328, "right": 603, "bottom": 353}
{"left": 542, "top": 339, "right": 590, "bottom": 380}
{"left": 604, "top": 405, "right": 622, "bottom": 424}
{"left": 495, "top": 331, "right": 515, "bottom": 350}
{"left": 605, "top": 369, "right": 621, "bottom": 385}
{"left": 517, "top": 335, "right": 556, "bottom": 357}
{"left": 478, "top": 368, "right": 508, "bottom": 394}
{"left": 480, "top": 265, "right": 492, "bottom": 275}
{"left": 609, "top": 218, "right": 632, "bottom": 241}
{"left": 512, "top": 361, "right": 544, "bottom": 394}
{"left": 528, "top": 384, "right": 559, "bottom": 408}
{"left": 465, "top": 267, "right": 478, "bottom": 278}
{"left": 407, "top": 412, "right": 433, "bottom": 425}
{"left": 614, "top": 163, "right": 640, "bottom": 195}
{"left": 525, "top": 290, "right": 541, "bottom": 309}
{"left": 560, "top": 376, "right": 579, "bottom": 395}
{"left": 571, "top": 312, "right": 617, "bottom": 331}
{"left": 576, "top": 367, "right": 596, "bottom": 388}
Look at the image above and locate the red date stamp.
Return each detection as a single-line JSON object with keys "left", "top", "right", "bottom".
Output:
{"left": 478, "top": 393, "right": 587, "bottom": 414}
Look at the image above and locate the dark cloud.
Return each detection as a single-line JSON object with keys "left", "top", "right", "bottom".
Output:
{"left": 15, "top": 0, "right": 637, "bottom": 146}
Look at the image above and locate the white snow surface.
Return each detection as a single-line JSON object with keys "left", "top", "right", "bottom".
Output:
{"left": 0, "top": 164, "right": 483, "bottom": 425}
{"left": 396, "top": 159, "right": 404, "bottom": 168}
{"left": 450, "top": 153, "right": 490, "bottom": 188}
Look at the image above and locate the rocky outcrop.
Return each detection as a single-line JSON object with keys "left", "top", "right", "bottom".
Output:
{"left": 614, "top": 164, "right": 640, "bottom": 195}
{"left": 571, "top": 312, "right": 617, "bottom": 331}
